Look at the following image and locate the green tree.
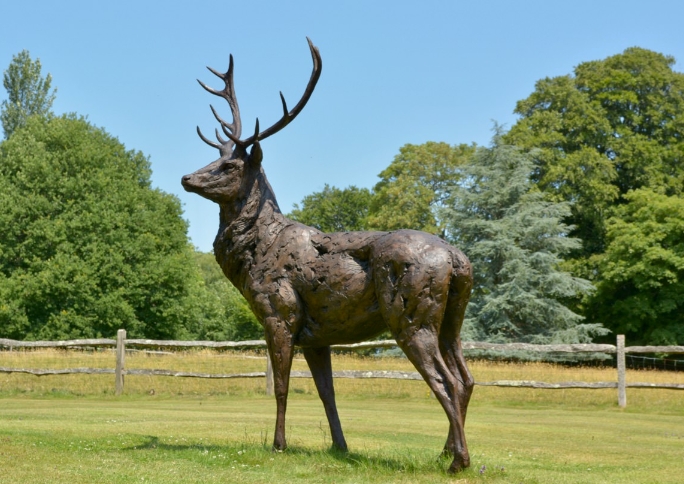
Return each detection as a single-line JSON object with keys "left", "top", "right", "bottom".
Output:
{"left": 1, "top": 50, "right": 56, "bottom": 139}
{"left": 443, "top": 136, "right": 602, "bottom": 343}
{"left": 188, "top": 251, "right": 262, "bottom": 341}
{"left": 591, "top": 189, "right": 684, "bottom": 345}
{"left": 0, "top": 115, "right": 200, "bottom": 340}
{"left": 506, "top": 47, "right": 684, "bottom": 344}
{"left": 367, "top": 142, "right": 474, "bottom": 235}
{"left": 506, "top": 47, "right": 684, "bottom": 260}
{"left": 288, "top": 184, "right": 372, "bottom": 232}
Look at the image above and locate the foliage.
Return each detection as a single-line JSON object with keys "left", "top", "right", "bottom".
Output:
{"left": 1, "top": 50, "right": 56, "bottom": 139}
{"left": 506, "top": 47, "right": 684, "bottom": 260}
{"left": 188, "top": 251, "right": 262, "bottom": 341}
{"left": 0, "top": 115, "right": 200, "bottom": 340}
{"left": 590, "top": 189, "right": 684, "bottom": 345}
{"left": 288, "top": 184, "right": 372, "bottom": 232}
{"left": 505, "top": 47, "right": 684, "bottom": 344}
{"left": 443, "top": 135, "right": 601, "bottom": 343}
{"left": 367, "top": 141, "right": 474, "bottom": 235}
{"left": 288, "top": 142, "right": 473, "bottom": 236}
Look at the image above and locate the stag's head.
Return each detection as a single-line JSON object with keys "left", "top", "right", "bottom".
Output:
{"left": 181, "top": 38, "right": 322, "bottom": 205}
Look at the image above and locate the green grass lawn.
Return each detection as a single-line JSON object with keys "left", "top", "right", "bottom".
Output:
{"left": 1, "top": 390, "right": 682, "bottom": 483}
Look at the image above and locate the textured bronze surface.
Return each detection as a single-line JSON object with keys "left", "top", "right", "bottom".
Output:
{"left": 182, "top": 39, "right": 474, "bottom": 473}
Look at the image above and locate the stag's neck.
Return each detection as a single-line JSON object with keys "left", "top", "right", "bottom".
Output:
{"left": 213, "top": 170, "right": 287, "bottom": 289}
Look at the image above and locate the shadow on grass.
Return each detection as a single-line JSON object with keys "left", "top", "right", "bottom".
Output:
{"left": 125, "top": 436, "right": 448, "bottom": 473}
{"left": 123, "top": 436, "right": 227, "bottom": 453}
{"left": 286, "top": 445, "right": 446, "bottom": 473}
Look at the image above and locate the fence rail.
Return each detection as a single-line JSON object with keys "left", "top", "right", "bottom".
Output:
{"left": 2, "top": 332, "right": 683, "bottom": 407}
{"left": 4, "top": 337, "right": 682, "bottom": 354}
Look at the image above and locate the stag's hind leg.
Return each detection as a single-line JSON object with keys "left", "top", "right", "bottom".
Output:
{"left": 302, "top": 346, "right": 348, "bottom": 452}
{"left": 439, "top": 336, "right": 474, "bottom": 458}
{"left": 439, "top": 275, "right": 474, "bottom": 457}
{"left": 393, "top": 330, "right": 470, "bottom": 473}
{"left": 371, "top": 230, "right": 472, "bottom": 472}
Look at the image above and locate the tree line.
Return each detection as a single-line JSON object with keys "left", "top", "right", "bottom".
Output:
{"left": 289, "top": 48, "right": 684, "bottom": 346}
{"left": 1, "top": 47, "right": 682, "bottom": 345}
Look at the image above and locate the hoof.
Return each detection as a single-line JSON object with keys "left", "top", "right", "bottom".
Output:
{"left": 447, "top": 455, "right": 470, "bottom": 474}
{"left": 332, "top": 443, "right": 348, "bottom": 453}
{"left": 271, "top": 442, "right": 287, "bottom": 452}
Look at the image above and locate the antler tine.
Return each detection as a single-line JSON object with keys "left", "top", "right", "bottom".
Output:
{"left": 215, "top": 128, "right": 228, "bottom": 145}
{"left": 210, "top": 105, "right": 233, "bottom": 135}
{"left": 210, "top": 104, "right": 242, "bottom": 147}
{"left": 239, "top": 37, "right": 322, "bottom": 147}
{"left": 196, "top": 126, "right": 222, "bottom": 150}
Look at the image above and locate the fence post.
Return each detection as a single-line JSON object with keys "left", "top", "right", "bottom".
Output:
{"left": 115, "top": 329, "right": 126, "bottom": 396}
{"left": 265, "top": 349, "right": 274, "bottom": 396}
{"left": 617, "top": 334, "right": 626, "bottom": 408}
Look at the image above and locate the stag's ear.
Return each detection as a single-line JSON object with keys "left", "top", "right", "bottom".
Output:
{"left": 250, "top": 140, "right": 263, "bottom": 167}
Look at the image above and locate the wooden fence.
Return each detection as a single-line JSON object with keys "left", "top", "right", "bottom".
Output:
{"left": 1, "top": 331, "right": 683, "bottom": 407}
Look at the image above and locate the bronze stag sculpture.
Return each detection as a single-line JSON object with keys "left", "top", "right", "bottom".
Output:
{"left": 181, "top": 38, "right": 474, "bottom": 473}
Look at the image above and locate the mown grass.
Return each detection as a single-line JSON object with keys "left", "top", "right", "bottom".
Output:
{"left": 0, "top": 349, "right": 683, "bottom": 483}
{"left": 1, "top": 393, "right": 683, "bottom": 483}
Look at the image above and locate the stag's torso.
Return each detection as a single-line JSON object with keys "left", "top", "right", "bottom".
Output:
{"left": 215, "top": 216, "right": 471, "bottom": 348}
{"left": 244, "top": 223, "right": 387, "bottom": 346}
{"left": 286, "top": 228, "right": 391, "bottom": 346}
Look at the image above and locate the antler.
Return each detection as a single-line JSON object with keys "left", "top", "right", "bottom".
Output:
{"left": 197, "top": 37, "right": 322, "bottom": 154}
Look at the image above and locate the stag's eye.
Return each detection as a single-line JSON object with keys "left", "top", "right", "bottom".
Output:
{"left": 221, "top": 161, "right": 237, "bottom": 172}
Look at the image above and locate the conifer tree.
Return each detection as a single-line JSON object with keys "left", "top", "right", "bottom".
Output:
{"left": 1, "top": 50, "right": 56, "bottom": 139}
{"left": 443, "top": 135, "right": 603, "bottom": 343}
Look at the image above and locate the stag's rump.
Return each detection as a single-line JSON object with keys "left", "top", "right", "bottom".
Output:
{"left": 369, "top": 230, "right": 472, "bottom": 344}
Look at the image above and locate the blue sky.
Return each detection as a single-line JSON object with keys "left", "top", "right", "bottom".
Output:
{"left": 2, "top": 1, "right": 683, "bottom": 252}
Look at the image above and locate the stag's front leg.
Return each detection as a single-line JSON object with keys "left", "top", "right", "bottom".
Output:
{"left": 264, "top": 317, "right": 295, "bottom": 451}
{"left": 302, "top": 346, "right": 348, "bottom": 452}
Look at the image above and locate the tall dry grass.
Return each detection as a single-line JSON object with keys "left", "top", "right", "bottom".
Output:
{"left": 1, "top": 348, "right": 682, "bottom": 410}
